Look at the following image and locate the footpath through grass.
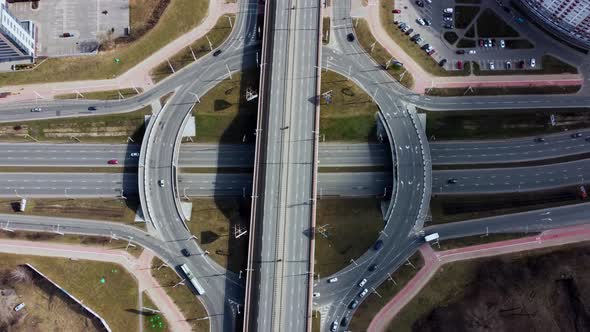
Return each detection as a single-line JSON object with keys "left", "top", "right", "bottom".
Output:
{"left": 349, "top": 252, "right": 424, "bottom": 331}
{"left": 378, "top": 0, "right": 469, "bottom": 77}
{"left": 320, "top": 70, "right": 380, "bottom": 142}
{"left": 314, "top": 198, "right": 384, "bottom": 277}
{"left": 0, "top": 253, "right": 139, "bottom": 332}
{"left": 422, "top": 107, "right": 590, "bottom": 140}
{"left": 0, "top": 106, "right": 152, "bottom": 143}
{"left": 0, "top": 0, "right": 208, "bottom": 87}
{"left": 150, "top": 257, "right": 209, "bottom": 331}
{"left": 150, "top": 15, "right": 235, "bottom": 83}
{"left": 354, "top": 18, "right": 415, "bottom": 88}
{"left": 142, "top": 292, "right": 170, "bottom": 332}
{"left": 55, "top": 88, "right": 143, "bottom": 101}
{"left": 186, "top": 198, "right": 249, "bottom": 273}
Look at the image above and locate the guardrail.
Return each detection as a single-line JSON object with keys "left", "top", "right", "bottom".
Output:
{"left": 170, "top": 108, "right": 195, "bottom": 230}
{"left": 407, "top": 104, "right": 432, "bottom": 232}
{"left": 306, "top": 1, "right": 323, "bottom": 330}
{"left": 377, "top": 110, "right": 400, "bottom": 224}
{"left": 243, "top": 0, "right": 272, "bottom": 328}
{"left": 25, "top": 263, "right": 112, "bottom": 332}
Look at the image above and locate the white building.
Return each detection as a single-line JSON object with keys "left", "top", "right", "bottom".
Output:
{"left": 0, "top": 0, "right": 35, "bottom": 69}
{"left": 522, "top": 0, "right": 590, "bottom": 48}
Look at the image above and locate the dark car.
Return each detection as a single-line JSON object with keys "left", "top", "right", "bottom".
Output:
{"left": 502, "top": 6, "right": 511, "bottom": 13}
{"left": 213, "top": 49, "right": 222, "bottom": 57}
{"left": 405, "top": 28, "right": 414, "bottom": 35}
{"left": 88, "top": 106, "right": 97, "bottom": 111}
{"left": 535, "top": 137, "right": 545, "bottom": 143}
{"left": 424, "top": 18, "right": 431, "bottom": 26}
{"left": 448, "top": 178, "right": 458, "bottom": 184}
{"left": 572, "top": 133, "right": 583, "bottom": 138}
{"left": 393, "top": 9, "right": 401, "bottom": 13}
{"left": 349, "top": 300, "right": 359, "bottom": 309}
{"left": 456, "top": 50, "right": 465, "bottom": 55}
{"left": 410, "top": 34, "right": 420, "bottom": 41}
{"left": 444, "top": 23, "right": 454, "bottom": 29}
{"left": 439, "top": 59, "right": 447, "bottom": 66}
{"left": 347, "top": 33, "right": 355, "bottom": 42}
{"left": 421, "top": 43, "right": 430, "bottom": 50}
{"left": 415, "top": 0, "right": 424, "bottom": 7}
{"left": 373, "top": 240, "right": 384, "bottom": 250}
{"left": 368, "top": 264, "right": 378, "bottom": 271}
{"left": 181, "top": 249, "right": 190, "bottom": 257}
{"left": 341, "top": 317, "right": 349, "bottom": 327}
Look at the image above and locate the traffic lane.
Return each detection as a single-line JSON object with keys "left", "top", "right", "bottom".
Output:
{"left": 431, "top": 130, "right": 590, "bottom": 164}
{"left": 0, "top": 172, "right": 134, "bottom": 197}
{"left": 433, "top": 158, "right": 590, "bottom": 194}
{"left": 427, "top": 202, "right": 590, "bottom": 240}
{"left": 0, "top": 143, "right": 139, "bottom": 166}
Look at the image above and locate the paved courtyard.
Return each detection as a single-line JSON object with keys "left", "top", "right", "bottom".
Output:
{"left": 8, "top": 0, "right": 129, "bottom": 56}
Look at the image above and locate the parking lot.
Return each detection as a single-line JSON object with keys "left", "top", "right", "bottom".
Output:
{"left": 8, "top": 0, "right": 129, "bottom": 56}
{"left": 390, "top": 0, "right": 570, "bottom": 72}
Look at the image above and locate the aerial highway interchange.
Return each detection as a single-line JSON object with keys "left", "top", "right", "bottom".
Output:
{"left": 0, "top": 0, "right": 588, "bottom": 330}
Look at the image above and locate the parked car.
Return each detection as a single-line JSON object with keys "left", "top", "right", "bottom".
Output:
{"left": 14, "top": 303, "right": 25, "bottom": 312}
{"left": 443, "top": 16, "right": 453, "bottom": 22}
{"left": 439, "top": 59, "right": 447, "bottom": 66}
{"left": 443, "top": 7, "right": 454, "bottom": 13}
{"left": 421, "top": 43, "right": 430, "bottom": 50}
{"left": 359, "top": 288, "right": 369, "bottom": 298}
{"left": 410, "top": 33, "right": 420, "bottom": 42}
{"left": 518, "top": 60, "right": 525, "bottom": 68}
{"left": 456, "top": 50, "right": 465, "bottom": 55}
{"left": 331, "top": 321, "right": 338, "bottom": 332}
{"left": 506, "top": 61, "right": 511, "bottom": 69}
{"left": 346, "top": 33, "right": 355, "bottom": 42}
{"left": 457, "top": 60, "right": 463, "bottom": 69}
{"left": 405, "top": 28, "right": 414, "bottom": 35}
{"left": 393, "top": 9, "right": 401, "bottom": 13}
{"left": 213, "top": 49, "right": 222, "bottom": 56}
{"left": 479, "top": 39, "right": 484, "bottom": 47}
{"left": 468, "top": 49, "right": 476, "bottom": 54}
{"left": 328, "top": 277, "right": 338, "bottom": 283}
{"left": 500, "top": 39, "right": 506, "bottom": 48}
{"left": 313, "top": 292, "right": 321, "bottom": 298}
{"left": 107, "top": 159, "right": 119, "bottom": 165}
{"left": 489, "top": 61, "right": 495, "bottom": 70}
{"left": 444, "top": 23, "right": 454, "bottom": 29}
{"left": 349, "top": 300, "right": 359, "bottom": 309}
{"left": 415, "top": 0, "right": 424, "bottom": 7}
{"left": 424, "top": 18, "right": 431, "bottom": 26}
{"left": 427, "top": 49, "right": 435, "bottom": 55}
{"left": 341, "top": 316, "right": 349, "bottom": 327}
{"left": 416, "top": 18, "right": 426, "bottom": 26}
{"left": 358, "top": 278, "right": 367, "bottom": 287}
{"left": 130, "top": 152, "right": 140, "bottom": 157}
{"left": 530, "top": 58, "right": 536, "bottom": 67}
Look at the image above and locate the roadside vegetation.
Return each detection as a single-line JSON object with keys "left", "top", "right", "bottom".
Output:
{"left": 349, "top": 252, "right": 424, "bottom": 331}
{"left": 150, "top": 15, "right": 235, "bottom": 82}
{"left": 315, "top": 198, "right": 385, "bottom": 276}
{"left": 186, "top": 198, "right": 249, "bottom": 273}
{"left": 0, "top": 254, "right": 139, "bottom": 332}
{"left": 322, "top": 17, "right": 331, "bottom": 44}
{"left": 55, "top": 88, "right": 142, "bottom": 101}
{"left": 432, "top": 233, "right": 532, "bottom": 251}
{"left": 0, "top": 198, "right": 140, "bottom": 226}
{"left": 320, "top": 70, "right": 381, "bottom": 142}
{"left": 425, "top": 84, "right": 581, "bottom": 96}
{"left": 0, "top": 106, "right": 152, "bottom": 143}
{"left": 353, "top": 18, "right": 416, "bottom": 87}
{"left": 391, "top": 242, "right": 590, "bottom": 331}
{"left": 189, "top": 70, "right": 259, "bottom": 143}
{"left": 0, "top": 230, "right": 144, "bottom": 258}
{"left": 0, "top": 0, "right": 208, "bottom": 86}
{"left": 454, "top": 6, "right": 480, "bottom": 29}
{"left": 150, "top": 257, "right": 209, "bottom": 331}
{"left": 430, "top": 186, "right": 587, "bottom": 224}
{"left": 476, "top": 8, "right": 519, "bottom": 37}
{"left": 378, "top": 0, "right": 470, "bottom": 77}
{"left": 421, "top": 107, "right": 590, "bottom": 140}
{"left": 142, "top": 292, "right": 170, "bottom": 332}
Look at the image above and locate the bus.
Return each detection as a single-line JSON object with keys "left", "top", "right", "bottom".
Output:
{"left": 179, "top": 264, "right": 206, "bottom": 295}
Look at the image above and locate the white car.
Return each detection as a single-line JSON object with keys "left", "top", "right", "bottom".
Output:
{"left": 331, "top": 321, "right": 338, "bottom": 331}
{"left": 358, "top": 278, "right": 367, "bottom": 287}
{"left": 530, "top": 58, "right": 536, "bottom": 67}
{"left": 468, "top": 49, "right": 476, "bottom": 54}
{"left": 130, "top": 152, "right": 139, "bottom": 157}
{"left": 14, "top": 303, "right": 25, "bottom": 312}
{"left": 489, "top": 61, "right": 495, "bottom": 70}
{"left": 500, "top": 39, "right": 505, "bottom": 48}
{"left": 416, "top": 18, "right": 426, "bottom": 26}
{"left": 30, "top": 107, "right": 41, "bottom": 112}
{"left": 425, "top": 0, "right": 432, "bottom": 3}
{"left": 313, "top": 292, "right": 320, "bottom": 298}
{"left": 158, "top": 179, "right": 165, "bottom": 187}
{"left": 359, "top": 288, "right": 369, "bottom": 298}
{"left": 328, "top": 277, "right": 338, "bottom": 283}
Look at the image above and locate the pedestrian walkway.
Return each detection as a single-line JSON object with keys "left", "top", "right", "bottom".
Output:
{"left": 0, "top": 0, "right": 237, "bottom": 104}
{"left": 367, "top": 223, "right": 590, "bottom": 332}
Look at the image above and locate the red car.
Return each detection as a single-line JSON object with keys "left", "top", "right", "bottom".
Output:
{"left": 107, "top": 159, "right": 119, "bottom": 165}
{"left": 392, "top": 9, "right": 401, "bottom": 13}
{"left": 457, "top": 60, "right": 463, "bottom": 70}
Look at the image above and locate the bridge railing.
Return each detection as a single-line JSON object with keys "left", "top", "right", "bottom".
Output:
{"left": 407, "top": 105, "right": 432, "bottom": 232}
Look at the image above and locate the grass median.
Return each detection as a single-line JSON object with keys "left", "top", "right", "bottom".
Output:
{"left": 378, "top": 0, "right": 470, "bottom": 77}
{"left": 0, "top": 253, "right": 140, "bottom": 332}
{"left": 0, "top": 0, "right": 208, "bottom": 87}
{"left": 425, "top": 84, "right": 581, "bottom": 96}
{"left": 349, "top": 252, "right": 424, "bottom": 331}
{"left": 55, "top": 88, "right": 143, "bottom": 101}
{"left": 353, "top": 18, "right": 415, "bottom": 88}
{"left": 150, "top": 15, "right": 235, "bottom": 83}
{"left": 0, "top": 105, "right": 152, "bottom": 143}
{"left": 150, "top": 257, "right": 209, "bottom": 331}
{"left": 314, "top": 198, "right": 385, "bottom": 277}
{"left": 421, "top": 107, "right": 590, "bottom": 140}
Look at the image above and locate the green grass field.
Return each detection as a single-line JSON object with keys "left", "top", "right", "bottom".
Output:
{"left": 55, "top": 88, "right": 142, "bottom": 100}
{"left": 150, "top": 15, "right": 235, "bottom": 82}
{"left": 0, "top": 0, "right": 208, "bottom": 87}
{"left": 0, "top": 253, "right": 140, "bottom": 332}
